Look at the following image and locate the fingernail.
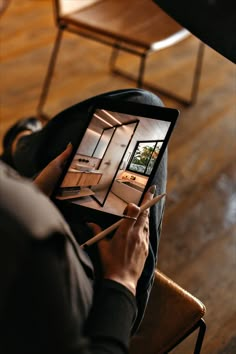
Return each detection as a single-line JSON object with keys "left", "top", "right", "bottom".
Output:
{"left": 67, "top": 142, "right": 72, "bottom": 148}
{"left": 149, "top": 185, "right": 156, "bottom": 194}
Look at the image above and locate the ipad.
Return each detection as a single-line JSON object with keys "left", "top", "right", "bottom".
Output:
{"left": 53, "top": 98, "right": 179, "bottom": 221}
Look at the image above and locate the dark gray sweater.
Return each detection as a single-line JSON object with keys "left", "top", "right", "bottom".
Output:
{"left": 0, "top": 161, "right": 136, "bottom": 354}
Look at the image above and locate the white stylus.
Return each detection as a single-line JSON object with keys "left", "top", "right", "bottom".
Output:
{"left": 80, "top": 193, "right": 166, "bottom": 248}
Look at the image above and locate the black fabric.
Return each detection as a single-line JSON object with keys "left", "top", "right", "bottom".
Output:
{"left": 0, "top": 161, "right": 137, "bottom": 354}
{"left": 86, "top": 280, "right": 137, "bottom": 353}
{"left": 153, "top": 0, "right": 236, "bottom": 63}
{"left": 0, "top": 231, "right": 136, "bottom": 354}
{"left": 0, "top": 117, "right": 42, "bottom": 167}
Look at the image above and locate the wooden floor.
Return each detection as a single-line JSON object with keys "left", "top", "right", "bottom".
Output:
{"left": 0, "top": 2, "right": 235, "bottom": 353}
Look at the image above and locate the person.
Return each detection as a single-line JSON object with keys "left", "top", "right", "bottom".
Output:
{"left": 0, "top": 88, "right": 167, "bottom": 353}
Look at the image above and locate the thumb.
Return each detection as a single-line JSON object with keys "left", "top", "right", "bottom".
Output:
{"left": 34, "top": 143, "right": 73, "bottom": 196}
{"left": 53, "top": 142, "right": 73, "bottom": 169}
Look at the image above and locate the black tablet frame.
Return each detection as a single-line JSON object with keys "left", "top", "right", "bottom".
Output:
{"left": 52, "top": 97, "right": 179, "bottom": 216}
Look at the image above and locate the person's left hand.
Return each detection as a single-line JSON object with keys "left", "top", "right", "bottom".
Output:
{"left": 34, "top": 143, "right": 73, "bottom": 196}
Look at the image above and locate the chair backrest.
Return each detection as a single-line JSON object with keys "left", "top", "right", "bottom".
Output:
{"left": 129, "top": 270, "right": 206, "bottom": 354}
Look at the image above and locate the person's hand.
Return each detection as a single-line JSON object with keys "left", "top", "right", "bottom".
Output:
{"left": 97, "top": 185, "right": 156, "bottom": 295}
{"left": 34, "top": 143, "right": 73, "bottom": 196}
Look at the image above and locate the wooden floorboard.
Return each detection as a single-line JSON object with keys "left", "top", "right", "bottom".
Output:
{"left": 0, "top": 2, "right": 235, "bottom": 353}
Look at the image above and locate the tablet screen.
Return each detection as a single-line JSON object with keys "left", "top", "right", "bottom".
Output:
{"left": 54, "top": 99, "right": 179, "bottom": 218}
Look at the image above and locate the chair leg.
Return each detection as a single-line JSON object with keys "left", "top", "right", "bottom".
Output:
{"left": 164, "top": 319, "right": 206, "bottom": 353}
{"left": 36, "top": 28, "right": 63, "bottom": 119}
{"left": 109, "top": 40, "right": 149, "bottom": 89}
{"left": 109, "top": 41, "right": 121, "bottom": 70}
{"left": 110, "top": 46, "right": 149, "bottom": 90}
{"left": 194, "top": 319, "right": 206, "bottom": 354}
{"left": 189, "top": 41, "right": 205, "bottom": 105}
{"left": 110, "top": 39, "right": 204, "bottom": 106}
{"left": 137, "top": 53, "right": 147, "bottom": 88}
{"left": 136, "top": 41, "right": 205, "bottom": 105}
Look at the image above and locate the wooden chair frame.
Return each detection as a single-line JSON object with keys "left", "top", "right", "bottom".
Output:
{"left": 167, "top": 318, "right": 206, "bottom": 353}
{"left": 37, "top": 0, "right": 205, "bottom": 118}
{"left": 129, "top": 270, "right": 206, "bottom": 354}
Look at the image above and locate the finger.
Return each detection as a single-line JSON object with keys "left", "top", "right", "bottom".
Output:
{"left": 140, "top": 185, "right": 156, "bottom": 208}
{"left": 52, "top": 142, "right": 73, "bottom": 170}
{"left": 34, "top": 143, "right": 73, "bottom": 196}
{"left": 117, "top": 203, "right": 140, "bottom": 235}
{"left": 135, "top": 208, "right": 149, "bottom": 230}
{"left": 135, "top": 185, "right": 156, "bottom": 228}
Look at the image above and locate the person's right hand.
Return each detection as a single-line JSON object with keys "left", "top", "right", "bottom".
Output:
{"left": 97, "top": 185, "right": 156, "bottom": 295}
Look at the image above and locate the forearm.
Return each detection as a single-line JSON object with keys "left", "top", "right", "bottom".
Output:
{"left": 85, "top": 279, "right": 137, "bottom": 354}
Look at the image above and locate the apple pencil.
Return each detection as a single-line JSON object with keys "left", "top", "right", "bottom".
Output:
{"left": 80, "top": 193, "right": 166, "bottom": 248}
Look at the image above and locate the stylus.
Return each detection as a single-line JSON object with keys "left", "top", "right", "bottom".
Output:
{"left": 80, "top": 193, "right": 166, "bottom": 248}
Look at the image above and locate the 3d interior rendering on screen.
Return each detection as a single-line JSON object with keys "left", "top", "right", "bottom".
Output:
{"left": 56, "top": 109, "right": 170, "bottom": 216}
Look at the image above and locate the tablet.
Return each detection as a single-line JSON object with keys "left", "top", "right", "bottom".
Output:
{"left": 53, "top": 98, "right": 179, "bottom": 220}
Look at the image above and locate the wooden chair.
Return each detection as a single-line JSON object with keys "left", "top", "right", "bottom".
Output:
{"left": 37, "top": 0, "right": 205, "bottom": 118}
{"left": 129, "top": 270, "right": 206, "bottom": 354}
